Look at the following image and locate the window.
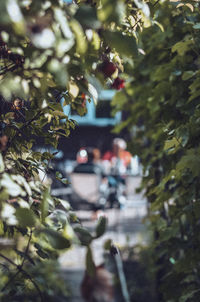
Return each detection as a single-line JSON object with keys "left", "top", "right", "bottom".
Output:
{"left": 96, "top": 100, "right": 112, "bottom": 118}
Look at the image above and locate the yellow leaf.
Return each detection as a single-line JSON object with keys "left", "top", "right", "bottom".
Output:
{"left": 185, "top": 3, "right": 194, "bottom": 12}
{"left": 68, "top": 82, "right": 79, "bottom": 98}
{"left": 176, "top": 3, "right": 194, "bottom": 12}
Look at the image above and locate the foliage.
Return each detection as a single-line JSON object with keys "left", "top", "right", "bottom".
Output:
{"left": 121, "top": 244, "right": 158, "bottom": 302}
{"left": 0, "top": 0, "right": 137, "bottom": 299}
{"left": 112, "top": 0, "right": 200, "bottom": 301}
{"left": 0, "top": 259, "right": 71, "bottom": 302}
{"left": 3, "top": 0, "right": 200, "bottom": 300}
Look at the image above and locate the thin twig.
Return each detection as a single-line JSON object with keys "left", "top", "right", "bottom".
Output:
{"left": 0, "top": 252, "right": 44, "bottom": 301}
{"left": 21, "top": 229, "right": 33, "bottom": 267}
{"left": 132, "top": 16, "right": 142, "bottom": 30}
{"left": 3, "top": 110, "right": 43, "bottom": 155}
{"left": 153, "top": 0, "right": 160, "bottom": 7}
{"left": 1, "top": 270, "right": 21, "bottom": 292}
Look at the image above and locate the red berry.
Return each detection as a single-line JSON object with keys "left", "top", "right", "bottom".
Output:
{"left": 112, "top": 77, "right": 125, "bottom": 90}
{"left": 100, "top": 60, "right": 117, "bottom": 77}
{"left": 81, "top": 93, "right": 86, "bottom": 107}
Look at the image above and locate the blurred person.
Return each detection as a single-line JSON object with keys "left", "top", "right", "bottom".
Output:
{"left": 76, "top": 147, "right": 88, "bottom": 164}
{"left": 74, "top": 147, "right": 103, "bottom": 174}
{"left": 72, "top": 147, "right": 109, "bottom": 214}
{"left": 93, "top": 148, "right": 102, "bottom": 164}
{"left": 102, "top": 138, "right": 132, "bottom": 175}
{"left": 102, "top": 138, "right": 132, "bottom": 208}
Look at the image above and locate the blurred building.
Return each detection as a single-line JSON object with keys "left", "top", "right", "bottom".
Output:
{"left": 59, "top": 90, "right": 124, "bottom": 159}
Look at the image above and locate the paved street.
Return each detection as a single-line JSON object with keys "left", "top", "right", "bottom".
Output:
{"left": 59, "top": 176, "right": 148, "bottom": 302}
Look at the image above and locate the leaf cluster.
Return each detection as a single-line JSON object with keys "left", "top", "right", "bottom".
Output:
{"left": 113, "top": 1, "right": 200, "bottom": 301}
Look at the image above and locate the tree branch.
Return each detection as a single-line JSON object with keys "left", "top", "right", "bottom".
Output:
{"left": 0, "top": 252, "right": 44, "bottom": 301}
{"left": 21, "top": 229, "right": 33, "bottom": 267}
{"left": 3, "top": 110, "right": 43, "bottom": 156}
{"left": 153, "top": 0, "right": 160, "bottom": 7}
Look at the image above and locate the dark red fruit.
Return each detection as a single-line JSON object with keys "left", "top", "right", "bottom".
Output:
{"left": 112, "top": 77, "right": 125, "bottom": 90}
{"left": 100, "top": 60, "right": 117, "bottom": 77}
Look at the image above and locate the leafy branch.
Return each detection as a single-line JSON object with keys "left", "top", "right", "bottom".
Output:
{"left": 0, "top": 250, "right": 44, "bottom": 301}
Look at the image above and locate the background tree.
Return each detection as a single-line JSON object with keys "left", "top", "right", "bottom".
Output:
{"left": 112, "top": 0, "right": 200, "bottom": 301}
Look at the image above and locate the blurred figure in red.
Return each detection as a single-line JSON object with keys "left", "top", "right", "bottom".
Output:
{"left": 102, "top": 138, "right": 132, "bottom": 175}
{"left": 102, "top": 138, "right": 132, "bottom": 208}
{"left": 76, "top": 147, "right": 88, "bottom": 164}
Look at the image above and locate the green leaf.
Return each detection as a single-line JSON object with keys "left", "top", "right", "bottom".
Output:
{"left": 1, "top": 174, "right": 24, "bottom": 197}
{"left": 41, "top": 188, "right": 49, "bottom": 224}
{"left": 42, "top": 229, "right": 71, "bottom": 250}
{"left": 74, "top": 226, "right": 93, "bottom": 246}
{"left": 134, "top": 0, "right": 150, "bottom": 17}
{"left": 176, "top": 149, "right": 200, "bottom": 177}
{"left": 70, "top": 19, "right": 87, "bottom": 54}
{"left": 103, "top": 30, "right": 138, "bottom": 57}
{"left": 95, "top": 216, "right": 107, "bottom": 238}
{"left": 75, "top": 5, "right": 101, "bottom": 29}
{"left": 171, "top": 40, "right": 193, "bottom": 56}
{"left": 112, "top": 90, "right": 127, "bottom": 107}
{"left": 56, "top": 171, "right": 63, "bottom": 179}
{"left": 98, "top": 0, "right": 125, "bottom": 24}
{"left": 34, "top": 243, "right": 49, "bottom": 259}
{"left": 86, "top": 246, "right": 96, "bottom": 277}
{"left": 15, "top": 208, "right": 36, "bottom": 228}
{"left": 58, "top": 199, "right": 71, "bottom": 211}
{"left": 0, "top": 153, "right": 4, "bottom": 173}
{"left": 164, "top": 137, "right": 179, "bottom": 152}
{"left": 36, "top": 248, "right": 49, "bottom": 259}
{"left": 61, "top": 178, "right": 68, "bottom": 185}
{"left": 179, "top": 290, "right": 200, "bottom": 302}
{"left": 182, "top": 71, "right": 195, "bottom": 81}
{"left": 11, "top": 175, "right": 32, "bottom": 196}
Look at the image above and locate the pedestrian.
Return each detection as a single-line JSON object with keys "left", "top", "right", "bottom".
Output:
{"left": 102, "top": 138, "right": 132, "bottom": 175}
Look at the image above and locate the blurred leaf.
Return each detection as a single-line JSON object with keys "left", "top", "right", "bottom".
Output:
{"left": 68, "top": 82, "right": 79, "bottom": 98}
{"left": 34, "top": 243, "right": 49, "bottom": 259}
{"left": 14, "top": 248, "right": 35, "bottom": 265}
{"left": 42, "top": 229, "right": 71, "bottom": 250}
{"left": 86, "top": 246, "right": 96, "bottom": 277}
{"left": 70, "top": 19, "right": 87, "bottom": 54}
{"left": 164, "top": 137, "right": 179, "bottom": 151}
{"left": 179, "top": 290, "right": 200, "bottom": 302}
{"left": 15, "top": 208, "right": 36, "bottom": 228}
{"left": 103, "top": 31, "right": 138, "bottom": 57}
{"left": 0, "top": 153, "right": 5, "bottom": 173}
{"left": 41, "top": 188, "right": 49, "bottom": 224}
{"left": 104, "top": 239, "right": 112, "bottom": 250}
{"left": 134, "top": 0, "right": 150, "bottom": 17}
{"left": 1, "top": 174, "right": 24, "bottom": 197}
{"left": 54, "top": 7, "right": 74, "bottom": 39}
{"left": 74, "top": 226, "right": 93, "bottom": 246}
{"left": 95, "top": 216, "right": 107, "bottom": 238}
{"left": 176, "top": 126, "right": 189, "bottom": 147}
{"left": 1, "top": 204, "right": 17, "bottom": 225}
{"left": 171, "top": 40, "right": 193, "bottom": 56}
{"left": 98, "top": 0, "right": 125, "bottom": 24}
{"left": 182, "top": 71, "right": 195, "bottom": 81}
{"left": 75, "top": 5, "right": 101, "bottom": 29}
{"left": 58, "top": 199, "right": 71, "bottom": 211}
